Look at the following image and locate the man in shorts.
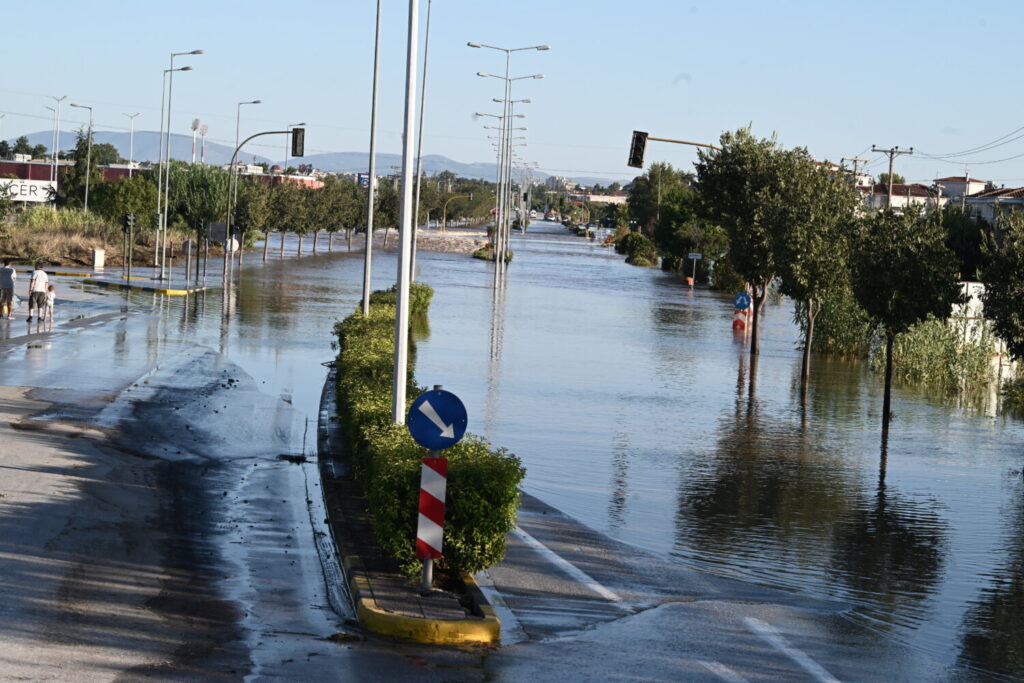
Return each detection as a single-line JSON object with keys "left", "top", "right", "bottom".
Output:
{"left": 27, "top": 262, "right": 48, "bottom": 323}
{"left": 0, "top": 259, "right": 15, "bottom": 319}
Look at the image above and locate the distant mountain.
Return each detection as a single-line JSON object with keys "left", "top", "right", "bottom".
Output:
{"left": 11, "top": 130, "right": 632, "bottom": 185}
{"left": 17, "top": 130, "right": 274, "bottom": 166}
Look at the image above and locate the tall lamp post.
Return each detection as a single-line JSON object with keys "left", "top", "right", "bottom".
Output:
{"left": 48, "top": 95, "right": 66, "bottom": 184}
{"left": 155, "top": 63, "right": 196, "bottom": 274}
{"left": 159, "top": 49, "right": 202, "bottom": 280}
{"left": 123, "top": 112, "right": 140, "bottom": 177}
{"left": 468, "top": 41, "right": 548, "bottom": 277}
{"left": 69, "top": 103, "right": 93, "bottom": 212}
{"left": 410, "top": 0, "right": 434, "bottom": 282}
{"left": 477, "top": 73, "right": 542, "bottom": 274}
{"left": 361, "top": 0, "right": 383, "bottom": 316}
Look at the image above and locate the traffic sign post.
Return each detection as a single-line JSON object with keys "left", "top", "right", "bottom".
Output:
{"left": 732, "top": 292, "right": 752, "bottom": 332}
{"left": 407, "top": 385, "right": 468, "bottom": 592}
{"left": 687, "top": 252, "right": 701, "bottom": 287}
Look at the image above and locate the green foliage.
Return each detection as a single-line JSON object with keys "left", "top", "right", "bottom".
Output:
{"left": 870, "top": 316, "right": 994, "bottom": 393}
{"left": 235, "top": 179, "right": 272, "bottom": 237}
{"left": 982, "top": 212, "right": 1024, "bottom": 361}
{"left": 794, "top": 287, "right": 873, "bottom": 356}
{"left": 91, "top": 142, "right": 124, "bottom": 165}
{"left": 942, "top": 205, "right": 987, "bottom": 281}
{"left": 627, "top": 162, "right": 691, "bottom": 231}
{"left": 695, "top": 128, "right": 786, "bottom": 300}
{"left": 708, "top": 253, "right": 746, "bottom": 292}
{"left": 878, "top": 172, "right": 906, "bottom": 186}
{"left": 1002, "top": 378, "right": 1024, "bottom": 414}
{"left": 615, "top": 231, "right": 658, "bottom": 266}
{"left": 54, "top": 128, "right": 103, "bottom": 209}
{"left": 851, "top": 208, "right": 963, "bottom": 340}
{"left": 333, "top": 287, "right": 524, "bottom": 577}
{"left": 168, "top": 162, "right": 230, "bottom": 230}
{"left": 92, "top": 173, "right": 158, "bottom": 232}
{"left": 12, "top": 136, "right": 32, "bottom": 156}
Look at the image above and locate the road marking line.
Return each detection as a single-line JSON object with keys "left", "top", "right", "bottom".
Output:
{"left": 473, "top": 570, "right": 528, "bottom": 646}
{"left": 698, "top": 660, "right": 750, "bottom": 682}
{"left": 512, "top": 526, "right": 623, "bottom": 604}
{"left": 743, "top": 617, "right": 841, "bottom": 683}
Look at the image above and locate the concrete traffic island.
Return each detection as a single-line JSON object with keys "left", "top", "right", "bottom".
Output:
{"left": 317, "top": 369, "right": 500, "bottom": 646}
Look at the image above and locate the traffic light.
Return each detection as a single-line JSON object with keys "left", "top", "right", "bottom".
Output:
{"left": 122, "top": 212, "right": 136, "bottom": 233}
{"left": 291, "top": 127, "right": 305, "bottom": 157}
{"left": 627, "top": 130, "right": 648, "bottom": 168}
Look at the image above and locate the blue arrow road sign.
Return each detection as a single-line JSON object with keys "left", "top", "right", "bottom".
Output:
{"left": 733, "top": 292, "right": 752, "bottom": 310}
{"left": 408, "top": 389, "right": 468, "bottom": 451}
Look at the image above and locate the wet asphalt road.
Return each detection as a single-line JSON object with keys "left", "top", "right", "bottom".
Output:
{"left": 0, "top": 250, "right": 992, "bottom": 681}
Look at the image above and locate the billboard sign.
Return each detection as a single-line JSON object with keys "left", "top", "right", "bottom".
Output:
{"left": 0, "top": 179, "right": 55, "bottom": 203}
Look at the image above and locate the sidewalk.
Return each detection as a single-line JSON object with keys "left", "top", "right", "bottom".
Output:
{"left": 316, "top": 368, "right": 499, "bottom": 645}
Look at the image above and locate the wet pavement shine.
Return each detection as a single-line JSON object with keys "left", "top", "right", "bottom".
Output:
{"left": 0, "top": 223, "right": 1021, "bottom": 680}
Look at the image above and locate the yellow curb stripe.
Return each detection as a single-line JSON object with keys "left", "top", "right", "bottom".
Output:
{"left": 349, "top": 573, "right": 500, "bottom": 645}
{"left": 84, "top": 278, "right": 206, "bottom": 296}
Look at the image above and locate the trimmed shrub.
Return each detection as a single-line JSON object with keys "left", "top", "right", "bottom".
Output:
{"left": 615, "top": 231, "right": 658, "bottom": 267}
{"left": 334, "top": 283, "right": 524, "bottom": 577}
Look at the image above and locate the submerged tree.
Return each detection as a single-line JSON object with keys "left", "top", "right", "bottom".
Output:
{"left": 850, "top": 208, "right": 962, "bottom": 434}
{"left": 773, "top": 153, "right": 859, "bottom": 388}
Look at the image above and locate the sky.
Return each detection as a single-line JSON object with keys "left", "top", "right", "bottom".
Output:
{"left": 5, "top": 0, "right": 1024, "bottom": 185}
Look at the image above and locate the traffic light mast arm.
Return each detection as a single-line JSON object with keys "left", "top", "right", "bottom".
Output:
{"left": 647, "top": 136, "right": 721, "bottom": 151}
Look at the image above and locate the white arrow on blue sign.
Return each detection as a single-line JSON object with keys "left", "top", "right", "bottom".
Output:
{"left": 733, "top": 292, "right": 752, "bottom": 310}
{"left": 408, "top": 389, "right": 468, "bottom": 451}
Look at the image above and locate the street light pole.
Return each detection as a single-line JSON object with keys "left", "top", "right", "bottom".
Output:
{"left": 48, "top": 96, "right": 66, "bottom": 184}
{"left": 468, "top": 41, "right": 548, "bottom": 278}
{"left": 391, "top": 0, "right": 420, "bottom": 425}
{"left": 69, "top": 103, "right": 93, "bottom": 212}
{"left": 123, "top": 112, "right": 140, "bottom": 177}
{"left": 362, "top": 0, "right": 383, "bottom": 317}
{"left": 410, "top": 0, "right": 434, "bottom": 283}
{"left": 160, "top": 49, "right": 202, "bottom": 280}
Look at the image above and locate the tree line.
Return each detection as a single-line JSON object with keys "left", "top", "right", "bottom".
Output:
{"left": 617, "top": 127, "right": 1024, "bottom": 431}
{"left": 46, "top": 129, "right": 497, "bottom": 244}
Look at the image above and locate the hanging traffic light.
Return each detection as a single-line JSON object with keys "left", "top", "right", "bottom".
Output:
{"left": 291, "top": 127, "right": 305, "bottom": 157}
{"left": 627, "top": 131, "right": 648, "bottom": 168}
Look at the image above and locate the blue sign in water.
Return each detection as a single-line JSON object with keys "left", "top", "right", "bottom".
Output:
{"left": 733, "top": 292, "right": 752, "bottom": 310}
{"left": 407, "top": 389, "right": 468, "bottom": 451}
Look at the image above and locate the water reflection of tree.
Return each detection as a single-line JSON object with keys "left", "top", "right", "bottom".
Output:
{"left": 675, "top": 353, "right": 855, "bottom": 577}
{"left": 676, "top": 353, "right": 949, "bottom": 630}
{"left": 828, "top": 443, "right": 948, "bottom": 625}
{"left": 958, "top": 478, "right": 1024, "bottom": 678}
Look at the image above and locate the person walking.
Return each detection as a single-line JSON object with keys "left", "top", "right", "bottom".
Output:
{"left": 27, "top": 263, "right": 49, "bottom": 323}
{"left": 0, "top": 259, "right": 15, "bottom": 319}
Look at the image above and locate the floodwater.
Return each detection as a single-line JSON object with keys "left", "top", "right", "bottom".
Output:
{"left": 36, "top": 220, "right": 1024, "bottom": 678}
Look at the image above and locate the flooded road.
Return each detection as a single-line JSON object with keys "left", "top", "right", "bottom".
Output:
{"left": 2, "top": 220, "right": 1022, "bottom": 679}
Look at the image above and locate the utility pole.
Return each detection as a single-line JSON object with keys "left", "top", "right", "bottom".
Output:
{"left": 841, "top": 156, "right": 869, "bottom": 185}
{"left": 871, "top": 145, "right": 913, "bottom": 209}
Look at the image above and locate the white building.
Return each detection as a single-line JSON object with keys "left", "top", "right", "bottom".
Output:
{"left": 859, "top": 183, "right": 946, "bottom": 211}
{"left": 934, "top": 176, "right": 987, "bottom": 202}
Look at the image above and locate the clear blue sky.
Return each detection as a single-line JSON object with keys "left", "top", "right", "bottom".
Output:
{"left": 5, "top": 0, "right": 1024, "bottom": 185}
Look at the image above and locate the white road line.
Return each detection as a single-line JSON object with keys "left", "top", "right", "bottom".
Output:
{"left": 743, "top": 617, "right": 841, "bottom": 683}
{"left": 473, "top": 570, "right": 528, "bottom": 646}
{"left": 698, "top": 660, "right": 750, "bottom": 683}
{"left": 512, "top": 526, "right": 623, "bottom": 604}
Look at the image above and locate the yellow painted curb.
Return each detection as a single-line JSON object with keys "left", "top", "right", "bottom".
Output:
{"left": 349, "top": 573, "right": 500, "bottom": 645}
{"left": 84, "top": 278, "right": 206, "bottom": 296}
{"left": 15, "top": 269, "right": 93, "bottom": 277}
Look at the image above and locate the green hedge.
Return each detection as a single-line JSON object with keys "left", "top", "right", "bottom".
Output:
{"left": 334, "top": 282, "right": 524, "bottom": 577}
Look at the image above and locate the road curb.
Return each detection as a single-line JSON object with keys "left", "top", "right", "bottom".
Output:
{"left": 317, "top": 366, "right": 500, "bottom": 646}
{"left": 85, "top": 278, "right": 207, "bottom": 296}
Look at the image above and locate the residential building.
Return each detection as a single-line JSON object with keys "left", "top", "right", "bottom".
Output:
{"left": 934, "top": 176, "right": 987, "bottom": 202}
{"left": 859, "top": 183, "right": 946, "bottom": 211}
{"left": 965, "top": 186, "right": 1024, "bottom": 226}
